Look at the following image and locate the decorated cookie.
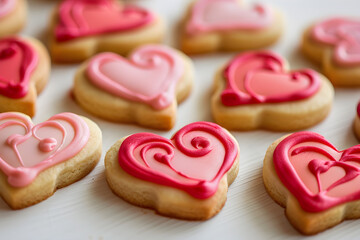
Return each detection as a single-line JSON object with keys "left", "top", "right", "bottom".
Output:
{"left": 263, "top": 132, "right": 360, "bottom": 234}
{"left": 180, "top": 0, "right": 283, "bottom": 54}
{"left": 73, "top": 44, "right": 193, "bottom": 130}
{"left": 0, "top": 36, "right": 50, "bottom": 117}
{"left": 211, "top": 51, "right": 334, "bottom": 131}
{"left": 0, "top": 0, "right": 26, "bottom": 37}
{"left": 301, "top": 17, "right": 360, "bottom": 86}
{"left": 105, "top": 121, "right": 239, "bottom": 220}
{"left": 354, "top": 102, "right": 360, "bottom": 139}
{"left": 0, "top": 112, "right": 102, "bottom": 209}
{"left": 48, "top": 0, "right": 165, "bottom": 63}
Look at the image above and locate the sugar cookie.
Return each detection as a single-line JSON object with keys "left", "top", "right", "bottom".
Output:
{"left": 0, "top": 0, "right": 26, "bottom": 37}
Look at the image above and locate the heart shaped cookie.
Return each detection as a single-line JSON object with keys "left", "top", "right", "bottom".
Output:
{"left": 180, "top": 0, "right": 283, "bottom": 54}
{"left": 0, "top": 0, "right": 26, "bottom": 37}
{"left": 0, "top": 37, "right": 50, "bottom": 117}
{"left": 211, "top": 51, "right": 334, "bottom": 131}
{"left": 73, "top": 44, "right": 194, "bottom": 130}
{"left": 49, "top": 0, "right": 165, "bottom": 63}
{"left": 302, "top": 18, "right": 360, "bottom": 86}
{"left": 263, "top": 132, "right": 360, "bottom": 234}
{"left": 0, "top": 112, "right": 102, "bottom": 209}
{"left": 105, "top": 121, "right": 239, "bottom": 220}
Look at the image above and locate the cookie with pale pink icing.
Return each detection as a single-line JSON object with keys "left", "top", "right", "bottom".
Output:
{"left": 48, "top": 0, "right": 165, "bottom": 63}
{"left": 0, "top": 0, "right": 26, "bottom": 37}
{"left": 73, "top": 44, "right": 193, "bottom": 130}
{"left": 0, "top": 112, "right": 102, "bottom": 209}
{"left": 211, "top": 51, "right": 334, "bottom": 131}
{"left": 105, "top": 121, "right": 239, "bottom": 220}
{"left": 0, "top": 36, "right": 50, "bottom": 117}
{"left": 179, "top": 0, "right": 283, "bottom": 54}
{"left": 301, "top": 17, "right": 360, "bottom": 86}
{"left": 263, "top": 131, "right": 360, "bottom": 234}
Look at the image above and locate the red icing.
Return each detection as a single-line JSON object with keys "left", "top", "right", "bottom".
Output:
{"left": 221, "top": 52, "right": 321, "bottom": 106}
{"left": 0, "top": 38, "right": 38, "bottom": 99}
{"left": 274, "top": 132, "right": 360, "bottom": 212}
{"left": 118, "top": 122, "right": 238, "bottom": 199}
{"left": 55, "top": 0, "right": 154, "bottom": 42}
{"left": 357, "top": 101, "right": 360, "bottom": 117}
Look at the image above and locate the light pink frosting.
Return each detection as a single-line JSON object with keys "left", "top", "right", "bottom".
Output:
{"left": 118, "top": 122, "right": 239, "bottom": 199}
{"left": 186, "top": 0, "right": 272, "bottom": 35}
{"left": 86, "top": 45, "right": 184, "bottom": 110}
{"left": 221, "top": 51, "right": 321, "bottom": 106}
{"left": 274, "top": 132, "right": 360, "bottom": 212}
{"left": 55, "top": 0, "right": 154, "bottom": 42}
{"left": 0, "top": 112, "right": 89, "bottom": 187}
{"left": 311, "top": 18, "right": 360, "bottom": 66}
{"left": 0, "top": 38, "right": 38, "bottom": 99}
{"left": 0, "top": 0, "right": 15, "bottom": 18}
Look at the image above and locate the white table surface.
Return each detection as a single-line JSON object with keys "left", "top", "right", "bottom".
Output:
{"left": 2, "top": 0, "right": 360, "bottom": 239}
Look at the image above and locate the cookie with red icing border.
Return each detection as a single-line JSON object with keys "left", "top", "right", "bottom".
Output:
{"left": 0, "top": 112, "right": 102, "bottom": 209}
{"left": 48, "top": 0, "right": 165, "bottom": 63}
{"left": 263, "top": 131, "right": 360, "bottom": 234}
{"left": 211, "top": 51, "right": 334, "bottom": 131}
{"left": 354, "top": 101, "right": 360, "bottom": 139}
{"left": 105, "top": 121, "right": 239, "bottom": 220}
{"left": 301, "top": 17, "right": 360, "bottom": 86}
{"left": 0, "top": 0, "right": 26, "bottom": 37}
{"left": 73, "top": 44, "right": 193, "bottom": 130}
{"left": 179, "top": 0, "right": 283, "bottom": 54}
{"left": 0, "top": 36, "right": 50, "bottom": 117}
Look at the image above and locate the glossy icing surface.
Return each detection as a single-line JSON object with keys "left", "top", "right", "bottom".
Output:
{"left": 55, "top": 0, "right": 153, "bottom": 42}
{"left": 221, "top": 52, "right": 321, "bottom": 106}
{"left": 0, "top": 112, "right": 89, "bottom": 187}
{"left": 186, "top": 0, "right": 272, "bottom": 35}
{"left": 0, "top": 38, "right": 38, "bottom": 99}
{"left": 87, "top": 45, "right": 184, "bottom": 110}
{"left": 118, "top": 122, "right": 238, "bottom": 199}
{"left": 0, "top": 0, "right": 15, "bottom": 18}
{"left": 274, "top": 132, "right": 360, "bottom": 212}
{"left": 311, "top": 18, "right": 360, "bottom": 66}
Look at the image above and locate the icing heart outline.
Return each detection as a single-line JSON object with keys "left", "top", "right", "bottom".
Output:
{"left": 186, "top": 0, "right": 272, "bottom": 35}
{"left": 0, "top": 38, "right": 38, "bottom": 98}
{"left": 0, "top": 112, "right": 89, "bottom": 187}
{"left": 221, "top": 51, "right": 321, "bottom": 106}
{"left": 118, "top": 121, "right": 238, "bottom": 199}
{"left": 274, "top": 131, "right": 360, "bottom": 212}
{"left": 311, "top": 18, "right": 360, "bottom": 66}
{"left": 55, "top": 0, "right": 154, "bottom": 42}
{"left": 86, "top": 45, "right": 184, "bottom": 110}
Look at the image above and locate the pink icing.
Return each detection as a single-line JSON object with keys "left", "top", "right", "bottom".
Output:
{"left": 186, "top": 0, "right": 272, "bottom": 35}
{"left": 273, "top": 131, "right": 360, "bottom": 212}
{"left": 0, "top": 112, "right": 89, "bottom": 187}
{"left": 221, "top": 52, "right": 321, "bottom": 106}
{"left": 86, "top": 45, "right": 184, "bottom": 110}
{"left": 55, "top": 0, "right": 154, "bottom": 42}
{"left": 311, "top": 18, "right": 360, "bottom": 66}
{"left": 357, "top": 101, "right": 360, "bottom": 117}
{"left": 118, "top": 121, "right": 238, "bottom": 199}
{"left": 0, "top": 38, "right": 38, "bottom": 99}
{"left": 0, "top": 0, "right": 15, "bottom": 18}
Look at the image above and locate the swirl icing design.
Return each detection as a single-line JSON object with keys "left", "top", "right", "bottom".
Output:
{"left": 186, "top": 0, "right": 272, "bottom": 35}
{"left": 87, "top": 45, "right": 184, "bottom": 110}
{"left": 0, "top": 112, "right": 89, "bottom": 187}
{"left": 0, "top": 0, "right": 15, "bottom": 18}
{"left": 274, "top": 132, "right": 360, "bottom": 212}
{"left": 311, "top": 18, "right": 360, "bottom": 66}
{"left": 0, "top": 38, "right": 38, "bottom": 99}
{"left": 55, "top": 0, "right": 153, "bottom": 42}
{"left": 221, "top": 52, "right": 321, "bottom": 106}
{"left": 118, "top": 122, "right": 238, "bottom": 199}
